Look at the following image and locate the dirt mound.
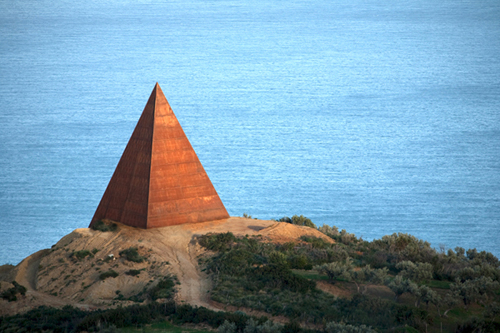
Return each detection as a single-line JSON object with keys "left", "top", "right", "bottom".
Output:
{"left": 259, "top": 223, "right": 334, "bottom": 244}
{"left": 0, "top": 218, "right": 333, "bottom": 316}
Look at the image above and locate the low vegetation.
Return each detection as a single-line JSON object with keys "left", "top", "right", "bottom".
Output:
{"left": 148, "top": 275, "right": 177, "bottom": 300}
{"left": 276, "top": 215, "right": 316, "bottom": 228}
{"left": 99, "top": 270, "right": 119, "bottom": 280}
{"left": 70, "top": 250, "right": 93, "bottom": 260}
{"left": 90, "top": 220, "right": 118, "bottom": 232}
{"left": 0, "top": 300, "right": 293, "bottom": 333}
{"left": 197, "top": 215, "right": 500, "bottom": 332}
{"left": 1, "top": 281, "right": 27, "bottom": 302}
{"left": 119, "top": 247, "right": 146, "bottom": 263}
{"left": 125, "top": 269, "right": 143, "bottom": 276}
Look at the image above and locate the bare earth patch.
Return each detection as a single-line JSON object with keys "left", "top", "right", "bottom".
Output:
{"left": 316, "top": 280, "right": 395, "bottom": 301}
{"left": 316, "top": 281, "right": 354, "bottom": 299}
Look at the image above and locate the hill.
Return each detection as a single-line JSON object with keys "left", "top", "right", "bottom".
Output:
{"left": 1, "top": 216, "right": 499, "bottom": 332}
{"left": 0, "top": 217, "right": 331, "bottom": 316}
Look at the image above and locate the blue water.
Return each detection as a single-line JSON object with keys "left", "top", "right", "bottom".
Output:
{"left": 1, "top": 0, "right": 499, "bottom": 265}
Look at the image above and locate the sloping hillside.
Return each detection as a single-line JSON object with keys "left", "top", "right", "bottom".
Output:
{"left": 0, "top": 217, "right": 332, "bottom": 316}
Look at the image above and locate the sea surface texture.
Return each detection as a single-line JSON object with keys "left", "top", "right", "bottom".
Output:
{"left": 1, "top": 0, "right": 499, "bottom": 264}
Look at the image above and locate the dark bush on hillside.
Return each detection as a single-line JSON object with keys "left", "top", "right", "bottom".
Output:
{"left": 300, "top": 236, "right": 329, "bottom": 249}
{"left": 125, "top": 269, "right": 142, "bottom": 276}
{"left": 277, "top": 215, "right": 316, "bottom": 228}
{"left": 78, "top": 301, "right": 262, "bottom": 332}
{"left": 0, "top": 294, "right": 403, "bottom": 333}
{"left": 119, "top": 247, "right": 145, "bottom": 263}
{"left": 396, "top": 261, "right": 433, "bottom": 282}
{"left": 456, "top": 317, "right": 500, "bottom": 333}
{"left": 205, "top": 248, "right": 260, "bottom": 276}
{"left": 76, "top": 303, "right": 173, "bottom": 331}
{"left": 70, "top": 250, "right": 92, "bottom": 260}
{"left": 318, "top": 225, "right": 340, "bottom": 238}
{"left": 466, "top": 248, "right": 499, "bottom": 266}
{"left": 365, "top": 251, "right": 390, "bottom": 269}
{"left": 373, "top": 233, "right": 435, "bottom": 263}
{"left": 149, "top": 276, "right": 176, "bottom": 300}
{"left": 288, "top": 254, "right": 313, "bottom": 270}
{"left": 282, "top": 320, "right": 301, "bottom": 333}
{"left": 252, "top": 264, "right": 316, "bottom": 293}
{"left": 199, "top": 232, "right": 237, "bottom": 252}
{"left": 99, "top": 270, "right": 119, "bottom": 280}
{"left": 1, "top": 281, "right": 26, "bottom": 302}
{"left": 91, "top": 220, "right": 118, "bottom": 232}
{"left": 0, "top": 305, "right": 88, "bottom": 332}
{"left": 325, "top": 321, "right": 376, "bottom": 333}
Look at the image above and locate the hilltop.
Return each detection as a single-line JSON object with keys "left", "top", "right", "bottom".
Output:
{"left": 0, "top": 217, "right": 331, "bottom": 316}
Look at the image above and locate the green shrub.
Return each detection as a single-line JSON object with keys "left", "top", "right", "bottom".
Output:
{"left": 396, "top": 261, "right": 433, "bottom": 282}
{"left": 325, "top": 321, "right": 376, "bottom": 333}
{"left": 252, "top": 264, "right": 316, "bottom": 293}
{"left": 119, "top": 247, "right": 145, "bottom": 263}
{"left": 282, "top": 320, "right": 301, "bottom": 333}
{"left": 1, "top": 281, "right": 27, "bottom": 302}
{"left": 99, "top": 270, "right": 119, "bottom": 280}
{"left": 300, "top": 236, "right": 329, "bottom": 249}
{"left": 277, "top": 215, "right": 316, "bottom": 228}
{"left": 318, "top": 225, "right": 340, "bottom": 238}
{"left": 199, "top": 232, "right": 237, "bottom": 252}
{"left": 149, "top": 276, "right": 177, "bottom": 300}
{"left": 218, "top": 320, "right": 236, "bottom": 333}
{"left": 314, "top": 262, "right": 351, "bottom": 283}
{"left": 1, "top": 305, "right": 88, "bottom": 332}
{"left": 90, "top": 220, "right": 118, "bottom": 232}
{"left": 71, "top": 250, "right": 92, "bottom": 260}
{"left": 125, "top": 269, "right": 142, "bottom": 276}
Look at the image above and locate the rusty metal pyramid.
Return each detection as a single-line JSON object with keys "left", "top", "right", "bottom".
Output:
{"left": 89, "top": 83, "right": 229, "bottom": 229}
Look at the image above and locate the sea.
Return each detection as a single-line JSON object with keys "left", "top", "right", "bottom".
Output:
{"left": 1, "top": 0, "right": 499, "bottom": 265}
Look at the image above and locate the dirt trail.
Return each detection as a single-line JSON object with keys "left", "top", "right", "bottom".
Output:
{"left": 13, "top": 249, "right": 49, "bottom": 290}
{"left": 0, "top": 217, "right": 331, "bottom": 315}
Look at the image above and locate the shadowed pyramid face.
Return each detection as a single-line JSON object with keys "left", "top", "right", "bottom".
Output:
{"left": 89, "top": 83, "right": 229, "bottom": 229}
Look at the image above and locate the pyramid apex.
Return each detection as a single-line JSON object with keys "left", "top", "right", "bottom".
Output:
{"left": 152, "top": 82, "right": 166, "bottom": 103}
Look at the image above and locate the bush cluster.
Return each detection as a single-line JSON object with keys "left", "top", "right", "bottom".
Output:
{"left": 1, "top": 281, "right": 27, "bottom": 302}
{"left": 70, "top": 250, "right": 93, "bottom": 260}
{"left": 149, "top": 275, "right": 177, "bottom": 300}
{"left": 201, "top": 233, "right": 403, "bottom": 328}
{"left": 125, "top": 269, "right": 142, "bottom": 276}
{"left": 199, "top": 232, "right": 237, "bottom": 252}
{"left": 99, "top": 270, "right": 119, "bottom": 280}
{"left": 276, "top": 215, "right": 316, "bottom": 229}
{"left": 0, "top": 302, "right": 281, "bottom": 333}
{"left": 198, "top": 215, "right": 500, "bottom": 332}
{"left": 90, "top": 220, "right": 118, "bottom": 232}
{"left": 119, "top": 247, "right": 145, "bottom": 263}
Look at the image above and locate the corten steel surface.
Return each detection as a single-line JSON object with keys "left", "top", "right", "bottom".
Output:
{"left": 89, "top": 83, "right": 229, "bottom": 229}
